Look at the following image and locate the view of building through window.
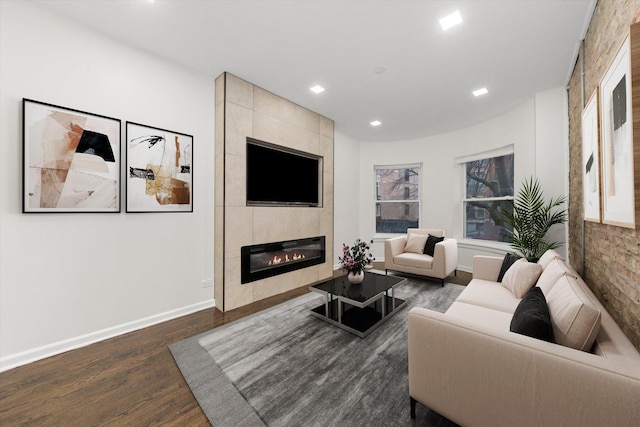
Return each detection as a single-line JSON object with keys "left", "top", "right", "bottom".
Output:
{"left": 375, "top": 165, "right": 420, "bottom": 233}
{"left": 464, "top": 154, "right": 514, "bottom": 242}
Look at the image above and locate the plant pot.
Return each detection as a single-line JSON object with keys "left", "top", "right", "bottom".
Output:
{"left": 347, "top": 270, "right": 364, "bottom": 284}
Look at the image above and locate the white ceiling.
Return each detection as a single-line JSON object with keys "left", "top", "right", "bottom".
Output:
{"left": 31, "top": 0, "right": 595, "bottom": 142}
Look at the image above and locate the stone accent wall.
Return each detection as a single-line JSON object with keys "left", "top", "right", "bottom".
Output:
{"left": 568, "top": 0, "right": 640, "bottom": 350}
{"left": 214, "top": 73, "right": 334, "bottom": 311}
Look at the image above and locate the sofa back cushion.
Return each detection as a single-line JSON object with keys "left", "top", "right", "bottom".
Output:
{"left": 407, "top": 228, "right": 444, "bottom": 238}
{"left": 546, "top": 275, "right": 601, "bottom": 351}
{"left": 537, "top": 259, "right": 578, "bottom": 295}
{"left": 537, "top": 249, "right": 564, "bottom": 269}
{"left": 501, "top": 259, "right": 543, "bottom": 298}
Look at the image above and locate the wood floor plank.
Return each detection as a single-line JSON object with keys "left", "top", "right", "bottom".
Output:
{"left": 0, "top": 270, "right": 470, "bottom": 426}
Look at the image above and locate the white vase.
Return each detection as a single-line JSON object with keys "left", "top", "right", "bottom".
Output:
{"left": 347, "top": 270, "right": 364, "bottom": 284}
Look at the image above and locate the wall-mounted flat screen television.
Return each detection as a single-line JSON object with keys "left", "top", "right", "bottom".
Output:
{"left": 246, "top": 138, "right": 322, "bottom": 207}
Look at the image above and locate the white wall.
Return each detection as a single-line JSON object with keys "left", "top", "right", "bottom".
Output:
{"left": 534, "top": 88, "right": 570, "bottom": 255}
{"left": 356, "top": 87, "right": 568, "bottom": 271}
{"left": 0, "top": 1, "right": 216, "bottom": 371}
{"left": 0, "top": 2, "right": 570, "bottom": 371}
{"left": 333, "top": 131, "right": 361, "bottom": 267}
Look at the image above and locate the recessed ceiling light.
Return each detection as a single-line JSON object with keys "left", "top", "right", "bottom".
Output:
{"left": 310, "top": 85, "right": 325, "bottom": 94}
{"left": 473, "top": 87, "right": 488, "bottom": 97}
{"left": 370, "top": 120, "right": 382, "bottom": 127}
{"left": 439, "top": 10, "right": 463, "bottom": 31}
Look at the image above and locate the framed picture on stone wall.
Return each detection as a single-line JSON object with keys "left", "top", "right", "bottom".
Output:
{"left": 22, "top": 99, "right": 121, "bottom": 213}
{"left": 582, "top": 90, "right": 601, "bottom": 222}
{"left": 599, "top": 36, "right": 636, "bottom": 229}
{"left": 126, "top": 122, "right": 193, "bottom": 213}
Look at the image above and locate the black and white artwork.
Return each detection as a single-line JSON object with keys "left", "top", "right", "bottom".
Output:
{"left": 126, "top": 122, "right": 193, "bottom": 213}
{"left": 600, "top": 36, "right": 635, "bottom": 228}
{"left": 582, "top": 90, "right": 600, "bottom": 222}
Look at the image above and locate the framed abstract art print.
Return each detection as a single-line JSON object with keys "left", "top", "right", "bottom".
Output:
{"left": 582, "top": 90, "right": 601, "bottom": 222}
{"left": 23, "top": 99, "right": 121, "bottom": 213}
{"left": 599, "top": 36, "right": 636, "bottom": 228}
{"left": 126, "top": 122, "right": 193, "bottom": 213}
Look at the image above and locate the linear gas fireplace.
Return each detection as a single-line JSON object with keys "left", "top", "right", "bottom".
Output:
{"left": 241, "top": 236, "right": 326, "bottom": 284}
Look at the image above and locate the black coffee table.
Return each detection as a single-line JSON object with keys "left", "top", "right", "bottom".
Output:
{"left": 309, "top": 270, "right": 407, "bottom": 337}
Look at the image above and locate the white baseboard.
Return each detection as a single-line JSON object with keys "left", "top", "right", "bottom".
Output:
{"left": 0, "top": 299, "right": 215, "bottom": 373}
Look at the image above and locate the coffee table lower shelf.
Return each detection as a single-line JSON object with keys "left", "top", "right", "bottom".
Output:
{"left": 310, "top": 295, "right": 406, "bottom": 338}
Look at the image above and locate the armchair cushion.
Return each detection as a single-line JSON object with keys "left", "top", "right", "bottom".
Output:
{"left": 394, "top": 253, "right": 434, "bottom": 270}
{"left": 404, "top": 233, "right": 429, "bottom": 254}
{"left": 423, "top": 234, "right": 444, "bottom": 256}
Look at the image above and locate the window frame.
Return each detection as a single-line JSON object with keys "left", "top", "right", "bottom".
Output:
{"left": 374, "top": 163, "right": 422, "bottom": 234}
{"left": 459, "top": 147, "right": 514, "bottom": 243}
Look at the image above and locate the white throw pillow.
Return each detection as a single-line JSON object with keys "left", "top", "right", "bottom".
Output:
{"left": 404, "top": 233, "right": 428, "bottom": 254}
{"left": 501, "top": 259, "right": 543, "bottom": 298}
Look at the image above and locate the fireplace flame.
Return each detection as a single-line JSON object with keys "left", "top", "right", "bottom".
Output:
{"left": 268, "top": 253, "right": 306, "bottom": 266}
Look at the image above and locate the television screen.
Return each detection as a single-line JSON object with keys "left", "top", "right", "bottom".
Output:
{"left": 246, "top": 139, "right": 322, "bottom": 207}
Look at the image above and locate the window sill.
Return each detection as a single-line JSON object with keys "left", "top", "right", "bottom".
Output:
{"left": 372, "top": 233, "right": 404, "bottom": 242}
{"left": 457, "top": 239, "right": 511, "bottom": 255}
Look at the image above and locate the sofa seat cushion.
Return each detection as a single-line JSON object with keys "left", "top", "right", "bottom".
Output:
{"left": 547, "top": 275, "right": 601, "bottom": 351}
{"left": 455, "top": 279, "right": 521, "bottom": 314}
{"left": 393, "top": 253, "right": 433, "bottom": 269}
{"left": 446, "top": 301, "right": 513, "bottom": 331}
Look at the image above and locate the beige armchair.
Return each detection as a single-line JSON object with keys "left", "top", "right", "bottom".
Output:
{"left": 384, "top": 228, "right": 458, "bottom": 286}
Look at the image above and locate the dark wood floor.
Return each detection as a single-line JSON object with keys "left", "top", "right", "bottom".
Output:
{"left": 0, "top": 268, "right": 470, "bottom": 426}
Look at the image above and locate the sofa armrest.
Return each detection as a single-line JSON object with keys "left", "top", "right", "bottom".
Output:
{"left": 408, "top": 307, "right": 640, "bottom": 427}
{"left": 384, "top": 236, "right": 407, "bottom": 261}
{"left": 472, "top": 255, "right": 503, "bottom": 281}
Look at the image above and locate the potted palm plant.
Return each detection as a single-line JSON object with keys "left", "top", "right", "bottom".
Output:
{"left": 499, "top": 177, "right": 567, "bottom": 262}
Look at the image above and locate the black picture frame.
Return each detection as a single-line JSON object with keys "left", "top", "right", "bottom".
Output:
{"left": 125, "top": 121, "right": 193, "bottom": 213}
{"left": 22, "top": 98, "right": 121, "bottom": 213}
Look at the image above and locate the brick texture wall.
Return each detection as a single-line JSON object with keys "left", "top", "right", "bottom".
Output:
{"left": 568, "top": 0, "right": 640, "bottom": 351}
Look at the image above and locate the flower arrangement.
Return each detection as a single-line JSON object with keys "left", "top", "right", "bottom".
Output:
{"left": 339, "top": 239, "right": 374, "bottom": 274}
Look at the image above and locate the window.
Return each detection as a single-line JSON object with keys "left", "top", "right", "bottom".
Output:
{"left": 463, "top": 153, "right": 514, "bottom": 242}
{"left": 375, "top": 164, "right": 420, "bottom": 233}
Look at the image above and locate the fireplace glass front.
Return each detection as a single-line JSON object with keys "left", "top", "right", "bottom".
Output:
{"left": 241, "top": 236, "right": 326, "bottom": 284}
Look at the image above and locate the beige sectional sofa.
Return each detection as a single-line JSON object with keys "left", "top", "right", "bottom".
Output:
{"left": 408, "top": 250, "right": 640, "bottom": 426}
{"left": 384, "top": 228, "right": 458, "bottom": 286}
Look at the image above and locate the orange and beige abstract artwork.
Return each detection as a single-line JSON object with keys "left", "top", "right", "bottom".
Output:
{"left": 126, "top": 122, "right": 192, "bottom": 212}
{"left": 23, "top": 99, "right": 120, "bottom": 212}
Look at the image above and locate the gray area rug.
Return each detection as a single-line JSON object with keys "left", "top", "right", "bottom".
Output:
{"left": 170, "top": 278, "right": 464, "bottom": 427}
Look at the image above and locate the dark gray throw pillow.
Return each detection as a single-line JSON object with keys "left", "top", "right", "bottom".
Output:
{"left": 498, "top": 252, "right": 521, "bottom": 282}
{"left": 423, "top": 234, "right": 444, "bottom": 256}
{"left": 510, "top": 287, "right": 555, "bottom": 343}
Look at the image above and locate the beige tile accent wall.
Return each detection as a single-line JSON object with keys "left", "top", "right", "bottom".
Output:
{"left": 214, "top": 73, "right": 334, "bottom": 311}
